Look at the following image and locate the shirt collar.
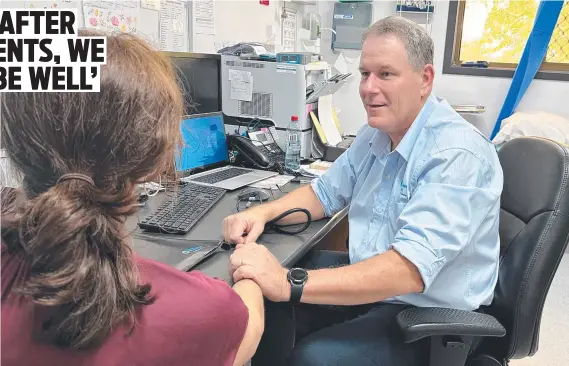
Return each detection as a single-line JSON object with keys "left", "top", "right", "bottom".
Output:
{"left": 394, "top": 94, "right": 438, "bottom": 161}
{"left": 369, "top": 129, "right": 391, "bottom": 157}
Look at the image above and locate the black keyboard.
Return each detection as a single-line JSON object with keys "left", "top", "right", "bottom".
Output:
{"left": 137, "top": 183, "right": 226, "bottom": 235}
{"left": 189, "top": 167, "right": 252, "bottom": 184}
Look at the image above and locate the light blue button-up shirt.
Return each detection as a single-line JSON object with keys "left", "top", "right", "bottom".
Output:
{"left": 312, "top": 95, "right": 503, "bottom": 311}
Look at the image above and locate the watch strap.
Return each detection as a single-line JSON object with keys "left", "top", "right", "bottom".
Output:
{"left": 289, "top": 282, "right": 304, "bottom": 304}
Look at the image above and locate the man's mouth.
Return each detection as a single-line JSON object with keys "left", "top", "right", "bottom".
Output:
{"left": 367, "top": 104, "right": 386, "bottom": 108}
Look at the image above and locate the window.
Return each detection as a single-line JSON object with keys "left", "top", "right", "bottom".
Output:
{"left": 443, "top": 0, "right": 569, "bottom": 81}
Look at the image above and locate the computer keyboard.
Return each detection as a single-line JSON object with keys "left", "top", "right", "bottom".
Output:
{"left": 137, "top": 183, "right": 226, "bottom": 235}
{"left": 189, "top": 167, "right": 252, "bottom": 184}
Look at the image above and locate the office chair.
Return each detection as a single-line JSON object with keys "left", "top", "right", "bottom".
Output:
{"left": 395, "top": 136, "right": 569, "bottom": 366}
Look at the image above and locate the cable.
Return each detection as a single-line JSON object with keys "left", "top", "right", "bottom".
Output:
{"left": 265, "top": 208, "right": 312, "bottom": 235}
{"left": 143, "top": 175, "right": 162, "bottom": 197}
{"left": 236, "top": 190, "right": 269, "bottom": 212}
{"left": 247, "top": 117, "right": 261, "bottom": 131}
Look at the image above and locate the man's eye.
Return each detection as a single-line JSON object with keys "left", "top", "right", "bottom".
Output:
{"left": 360, "top": 71, "right": 369, "bottom": 77}
{"left": 381, "top": 72, "right": 392, "bottom": 78}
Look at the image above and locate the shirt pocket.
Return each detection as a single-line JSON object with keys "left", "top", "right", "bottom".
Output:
{"left": 392, "top": 197, "right": 409, "bottom": 219}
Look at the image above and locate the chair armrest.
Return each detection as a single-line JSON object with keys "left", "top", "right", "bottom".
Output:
{"left": 396, "top": 307, "right": 506, "bottom": 343}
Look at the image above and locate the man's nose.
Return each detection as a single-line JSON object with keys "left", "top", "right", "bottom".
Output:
{"left": 361, "top": 73, "right": 381, "bottom": 95}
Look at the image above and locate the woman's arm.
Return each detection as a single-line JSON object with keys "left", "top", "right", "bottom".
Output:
{"left": 231, "top": 279, "right": 265, "bottom": 366}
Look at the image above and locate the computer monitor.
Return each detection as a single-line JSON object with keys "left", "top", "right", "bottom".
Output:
{"left": 175, "top": 112, "right": 228, "bottom": 174}
{"left": 165, "top": 52, "right": 222, "bottom": 115}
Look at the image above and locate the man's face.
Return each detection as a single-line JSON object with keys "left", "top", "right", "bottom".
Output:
{"left": 359, "top": 34, "right": 433, "bottom": 134}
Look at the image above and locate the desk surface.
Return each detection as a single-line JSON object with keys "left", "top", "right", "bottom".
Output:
{"left": 127, "top": 183, "right": 348, "bottom": 283}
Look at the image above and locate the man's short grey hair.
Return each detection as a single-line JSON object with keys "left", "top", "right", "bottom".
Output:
{"left": 362, "top": 16, "right": 434, "bottom": 70}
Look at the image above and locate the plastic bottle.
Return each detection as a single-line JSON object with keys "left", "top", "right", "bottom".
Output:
{"left": 284, "top": 115, "right": 302, "bottom": 172}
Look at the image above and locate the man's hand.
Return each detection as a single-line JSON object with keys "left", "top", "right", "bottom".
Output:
{"left": 229, "top": 243, "right": 290, "bottom": 302}
{"left": 222, "top": 208, "right": 267, "bottom": 244}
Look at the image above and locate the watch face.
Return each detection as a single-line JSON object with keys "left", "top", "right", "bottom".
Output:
{"left": 289, "top": 268, "right": 307, "bottom": 284}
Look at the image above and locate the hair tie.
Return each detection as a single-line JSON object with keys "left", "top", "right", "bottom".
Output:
{"left": 57, "top": 173, "right": 95, "bottom": 187}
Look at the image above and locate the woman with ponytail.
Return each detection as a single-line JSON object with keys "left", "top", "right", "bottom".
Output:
{"left": 1, "top": 30, "right": 264, "bottom": 366}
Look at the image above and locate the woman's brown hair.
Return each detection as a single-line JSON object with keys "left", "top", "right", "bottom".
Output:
{"left": 0, "top": 30, "right": 183, "bottom": 349}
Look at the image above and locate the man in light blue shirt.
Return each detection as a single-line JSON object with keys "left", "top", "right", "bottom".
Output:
{"left": 223, "top": 15, "right": 503, "bottom": 366}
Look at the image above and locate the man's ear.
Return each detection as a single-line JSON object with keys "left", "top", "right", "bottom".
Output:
{"left": 420, "top": 64, "right": 435, "bottom": 97}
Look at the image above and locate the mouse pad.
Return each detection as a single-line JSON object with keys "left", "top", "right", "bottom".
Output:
{"left": 133, "top": 233, "right": 223, "bottom": 272}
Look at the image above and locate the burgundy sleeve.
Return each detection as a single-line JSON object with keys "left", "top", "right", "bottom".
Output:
{"left": 127, "top": 258, "right": 252, "bottom": 365}
{"left": 185, "top": 272, "right": 250, "bottom": 365}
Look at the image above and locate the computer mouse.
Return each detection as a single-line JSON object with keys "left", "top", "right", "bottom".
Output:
{"left": 238, "top": 188, "right": 271, "bottom": 202}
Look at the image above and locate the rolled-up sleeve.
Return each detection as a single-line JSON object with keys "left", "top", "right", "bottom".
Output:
{"left": 390, "top": 148, "right": 502, "bottom": 291}
{"left": 311, "top": 145, "right": 359, "bottom": 217}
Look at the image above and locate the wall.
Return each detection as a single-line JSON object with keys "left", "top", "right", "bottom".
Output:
{"left": 315, "top": 0, "right": 568, "bottom": 137}
{"left": 1, "top": 0, "right": 176, "bottom": 51}
{"left": 191, "top": 0, "right": 302, "bottom": 54}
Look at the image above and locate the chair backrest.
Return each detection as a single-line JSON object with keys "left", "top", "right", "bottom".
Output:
{"left": 483, "top": 137, "right": 569, "bottom": 360}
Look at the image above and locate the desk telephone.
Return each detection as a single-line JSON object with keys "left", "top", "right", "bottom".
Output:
{"left": 227, "top": 129, "right": 285, "bottom": 172}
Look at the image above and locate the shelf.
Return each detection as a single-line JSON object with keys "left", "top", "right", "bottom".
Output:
{"left": 290, "top": 0, "right": 317, "bottom": 5}
{"left": 452, "top": 105, "right": 486, "bottom": 114}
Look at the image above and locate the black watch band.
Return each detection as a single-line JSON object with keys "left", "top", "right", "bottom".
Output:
{"left": 287, "top": 268, "right": 308, "bottom": 304}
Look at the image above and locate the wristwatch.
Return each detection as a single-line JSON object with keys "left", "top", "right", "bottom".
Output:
{"left": 287, "top": 268, "right": 308, "bottom": 304}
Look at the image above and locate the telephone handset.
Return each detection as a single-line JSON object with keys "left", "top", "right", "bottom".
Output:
{"left": 247, "top": 129, "right": 284, "bottom": 155}
{"left": 227, "top": 134, "right": 274, "bottom": 169}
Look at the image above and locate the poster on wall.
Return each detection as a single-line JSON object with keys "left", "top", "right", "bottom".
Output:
{"left": 23, "top": 0, "right": 75, "bottom": 9}
{"left": 193, "top": 0, "right": 215, "bottom": 35}
{"left": 83, "top": 1, "right": 110, "bottom": 30}
{"left": 83, "top": 1, "right": 139, "bottom": 33}
{"left": 141, "top": 0, "right": 160, "bottom": 11}
{"left": 160, "top": 0, "right": 186, "bottom": 52}
{"left": 281, "top": 7, "right": 297, "bottom": 52}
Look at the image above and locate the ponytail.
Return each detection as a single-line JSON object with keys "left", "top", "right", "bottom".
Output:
{"left": 8, "top": 178, "right": 154, "bottom": 349}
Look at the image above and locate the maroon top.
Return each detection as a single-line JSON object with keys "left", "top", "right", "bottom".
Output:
{"left": 1, "top": 244, "right": 249, "bottom": 366}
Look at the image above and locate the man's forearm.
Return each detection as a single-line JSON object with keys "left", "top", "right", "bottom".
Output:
{"left": 294, "top": 250, "right": 424, "bottom": 305}
{"left": 258, "top": 185, "right": 326, "bottom": 225}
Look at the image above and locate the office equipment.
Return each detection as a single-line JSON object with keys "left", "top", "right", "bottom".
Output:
{"left": 128, "top": 178, "right": 350, "bottom": 284}
{"left": 323, "top": 145, "right": 349, "bottom": 162}
{"left": 217, "top": 42, "right": 269, "bottom": 56}
{"left": 133, "top": 235, "right": 224, "bottom": 271}
{"left": 237, "top": 188, "right": 271, "bottom": 202}
{"left": 137, "top": 183, "right": 226, "bottom": 235}
{"left": 394, "top": 137, "right": 569, "bottom": 366}
{"left": 247, "top": 128, "right": 285, "bottom": 162}
{"left": 332, "top": 1, "right": 373, "bottom": 50}
{"left": 229, "top": 133, "right": 285, "bottom": 171}
{"left": 177, "top": 112, "right": 278, "bottom": 190}
{"left": 228, "top": 134, "right": 274, "bottom": 169}
{"left": 221, "top": 55, "right": 336, "bottom": 159}
{"left": 167, "top": 52, "right": 221, "bottom": 114}
{"left": 276, "top": 52, "right": 320, "bottom": 65}
{"left": 309, "top": 103, "right": 353, "bottom": 161}
{"left": 305, "top": 73, "right": 351, "bottom": 104}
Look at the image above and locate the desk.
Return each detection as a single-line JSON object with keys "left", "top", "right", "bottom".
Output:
{"left": 127, "top": 183, "right": 348, "bottom": 283}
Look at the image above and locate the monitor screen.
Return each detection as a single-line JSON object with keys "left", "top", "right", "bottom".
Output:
{"left": 176, "top": 113, "right": 228, "bottom": 173}
{"left": 169, "top": 53, "right": 221, "bottom": 115}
